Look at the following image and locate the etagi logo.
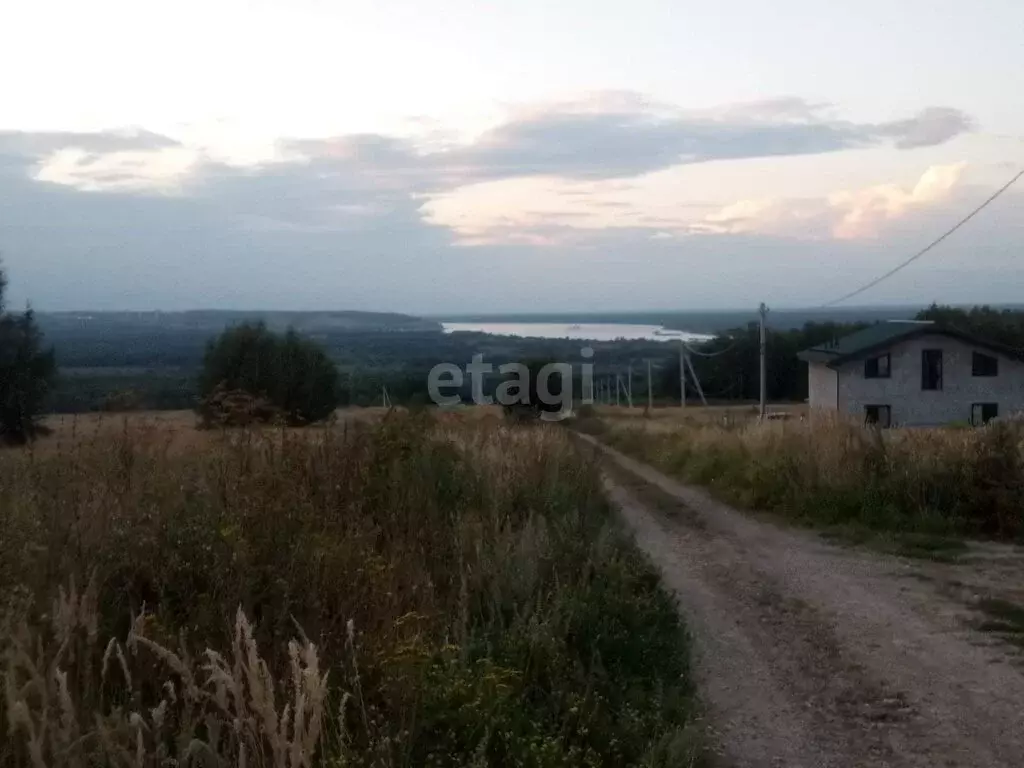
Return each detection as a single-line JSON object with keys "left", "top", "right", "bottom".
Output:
{"left": 427, "top": 347, "right": 595, "bottom": 421}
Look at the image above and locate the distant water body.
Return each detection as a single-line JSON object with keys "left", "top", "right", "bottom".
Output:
{"left": 442, "top": 322, "right": 713, "bottom": 343}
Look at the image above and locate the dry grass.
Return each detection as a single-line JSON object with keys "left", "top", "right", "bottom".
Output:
{"left": 5, "top": 587, "right": 327, "bottom": 768}
{"left": 594, "top": 411, "right": 1024, "bottom": 541}
{"left": 581, "top": 404, "right": 807, "bottom": 433}
{"left": 2, "top": 411, "right": 702, "bottom": 767}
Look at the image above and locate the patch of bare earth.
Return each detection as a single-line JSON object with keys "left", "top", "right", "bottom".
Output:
{"left": 576, "top": 433, "right": 1024, "bottom": 768}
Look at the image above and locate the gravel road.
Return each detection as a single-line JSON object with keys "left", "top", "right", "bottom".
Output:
{"left": 577, "top": 434, "right": 1024, "bottom": 768}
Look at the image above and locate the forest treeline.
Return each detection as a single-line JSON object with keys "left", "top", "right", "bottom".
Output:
{"left": 42, "top": 304, "right": 1024, "bottom": 412}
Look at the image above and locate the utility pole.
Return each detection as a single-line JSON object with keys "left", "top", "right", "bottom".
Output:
{"left": 626, "top": 362, "right": 634, "bottom": 408}
{"left": 684, "top": 353, "right": 708, "bottom": 406}
{"left": 615, "top": 374, "right": 621, "bottom": 406}
{"left": 646, "top": 359, "right": 653, "bottom": 411}
{"left": 679, "top": 341, "right": 687, "bottom": 408}
{"left": 759, "top": 302, "right": 769, "bottom": 419}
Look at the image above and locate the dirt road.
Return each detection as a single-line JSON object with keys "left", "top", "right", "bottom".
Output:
{"left": 577, "top": 434, "right": 1024, "bottom": 768}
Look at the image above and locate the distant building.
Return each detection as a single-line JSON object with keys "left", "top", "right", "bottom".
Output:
{"left": 797, "top": 321, "right": 1024, "bottom": 427}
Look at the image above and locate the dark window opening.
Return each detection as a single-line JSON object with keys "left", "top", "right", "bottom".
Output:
{"left": 972, "top": 352, "right": 999, "bottom": 377}
{"left": 864, "top": 404, "right": 891, "bottom": 428}
{"left": 864, "top": 353, "right": 891, "bottom": 379}
{"left": 922, "top": 349, "right": 943, "bottom": 390}
{"left": 971, "top": 403, "right": 998, "bottom": 425}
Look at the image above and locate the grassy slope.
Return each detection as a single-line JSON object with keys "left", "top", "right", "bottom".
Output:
{"left": 1, "top": 411, "right": 703, "bottom": 767}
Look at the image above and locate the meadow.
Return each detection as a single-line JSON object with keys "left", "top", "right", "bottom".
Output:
{"left": 581, "top": 406, "right": 1024, "bottom": 545}
{"left": 1, "top": 411, "right": 702, "bottom": 767}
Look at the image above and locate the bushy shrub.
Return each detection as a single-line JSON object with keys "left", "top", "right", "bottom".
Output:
{"left": 196, "top": 383, "right": 284, "bottom": 428}
{"left": 199, "top": 323, "right": 339, "bottom": 426}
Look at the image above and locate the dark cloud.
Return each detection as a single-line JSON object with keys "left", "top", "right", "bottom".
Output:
{"left": 192, "top": 144, "right": 436, "bottom": 232}
{"left": 873, "top": 107, "right": 974, "bottom": 149}
{"left": 281, "top": 95, "right": 972, "bottom": 187}
{"left": 428, "top": 97, "right": 972, "bottom": 181}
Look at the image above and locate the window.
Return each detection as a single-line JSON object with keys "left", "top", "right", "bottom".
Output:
{"left": 921, "top": 349, "right": 943, "bottom": 390}
{"left": 971, "top": 403, "right": 998, "bottom": 425}
{"left": 864, "top": 405, "right": 891, "bottom": 428}
{"left": 972, "top": 352, "right": 999, "bottom": 377}
{"left": 864, "top": 353, "right": 891, "bottom": 379}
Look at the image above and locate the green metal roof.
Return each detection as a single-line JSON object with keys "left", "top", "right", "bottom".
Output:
{"left": 799, "top": 321, "right": 934, "bottom": 364}
{"left": 798, "top": 320, "right": 1024, "bottom": 366}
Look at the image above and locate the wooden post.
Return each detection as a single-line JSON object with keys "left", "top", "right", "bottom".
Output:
{"left": 759, "top": 302, "right": 768, "bottom": 419}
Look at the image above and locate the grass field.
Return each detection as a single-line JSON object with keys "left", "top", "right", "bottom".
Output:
{"left": 1, "top": 409, "right": 702, "bottom": 767}
{"left": 583, "top": 403, "right": 806, "bottom": 429}
{"left": 578, "top": 407, "right": 1024, "bottom": 546}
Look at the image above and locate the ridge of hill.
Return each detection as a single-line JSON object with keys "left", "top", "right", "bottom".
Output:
{"left": 38, "top": 310, "right": 441, "bottom": 333}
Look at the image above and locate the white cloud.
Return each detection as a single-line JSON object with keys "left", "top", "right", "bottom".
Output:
{"left": 690, "top": 161, "right": 967, "bottom": 240}
{"left": 689, "top": 197, "right": 829, "bottom": 237}
{"left": 828, "top": 162, "right": 967, "bottom": 238}
{"left": 424, "top": 163, "right": 969, "bottom": 244}
{"left": 33, "top": 147, "right": 200, "bottom": 193}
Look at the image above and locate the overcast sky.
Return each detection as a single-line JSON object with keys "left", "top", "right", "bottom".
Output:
{"left": 1, "top": 0, "right": 1021, "bottom": 313}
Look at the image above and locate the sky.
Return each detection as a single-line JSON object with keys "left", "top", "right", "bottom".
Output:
{"left": 1, "top": 0, "right": 1021, "bottom": 313}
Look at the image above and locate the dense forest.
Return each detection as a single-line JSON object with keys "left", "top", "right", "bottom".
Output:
{"left": 39, "top": 305, "right": 1024, "bottom": 413}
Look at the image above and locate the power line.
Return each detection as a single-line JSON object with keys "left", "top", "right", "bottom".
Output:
{"left": 821, "top": 167, "right": 1024, "bottom": 307}
{"left": 683, "top": 339, "right": 738, "bottom": 357}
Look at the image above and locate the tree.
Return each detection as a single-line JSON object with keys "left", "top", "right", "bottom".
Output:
{"left": 500, "top": 358, "right": 566, "bottom": 421}
{"left": 658, "top": 320, "right": 869, "bottom": 404}
{"left": 198, "top": 323, "right": 339, "bottom": 426}
{"left": 0, "top": 262, "right": 57, "bottom": 444}
{"left": 917, "top": 304, "right": 1024, "bottom": 349}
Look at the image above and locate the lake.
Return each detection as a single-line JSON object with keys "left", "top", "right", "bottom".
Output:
{"left": 441, "top": 322, "right": 714, "bottom": 343}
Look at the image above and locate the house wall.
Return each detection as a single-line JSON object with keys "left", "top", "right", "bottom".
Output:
{"left": 836, "top": 334, "right": 1024, "bottom": 426}
{"left": 807, "top": 362, "right": 838, "bottom": 409}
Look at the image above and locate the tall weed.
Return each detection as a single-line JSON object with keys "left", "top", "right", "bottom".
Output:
{"left": 1, "top": 412, "right": 701, "bottom": 766}
{"left": 603, "top": 412, "right": 1024, "bottom": 540}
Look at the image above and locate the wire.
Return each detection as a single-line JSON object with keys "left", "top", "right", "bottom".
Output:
{"left": 821, "top": 167, "right": 1024, "bottom": 307}
{"left": 682, "top": 339, "right": 738, "bottom": 357}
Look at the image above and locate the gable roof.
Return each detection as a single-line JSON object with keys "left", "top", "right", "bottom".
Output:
{"left": 798, "top": 321, "right": 1024, "bottom": 366}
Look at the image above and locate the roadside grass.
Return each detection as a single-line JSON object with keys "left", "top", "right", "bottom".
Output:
{"left": 975, "top": 598, "right": 1024, "bottom": 648}
{"left": 578, "top": 411, "right": 1024, "bottom": 554}
{"left": 1, "top": 411, "right": 704, "bottom": 767}
{"left": 817, "top": 528, "right": 970, "bottom": 563}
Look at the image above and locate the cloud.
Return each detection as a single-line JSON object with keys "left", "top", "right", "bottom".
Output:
{"left": 0, "top": 106, "right": 975, "bottom": 246}
{"left": 430, "top": 163, "right": 971, "bottom": 245}
{"left": 693, "top": 163, "right": 968, "bottom": 240}
{"left": 281, "top": 93, "right": 972, "bottom": 192}
{"left": 0, "top": 128, "right": 179, "bottom": 156}
{"left": 421, "top": 94, "right": 971, "bottom": 182}
{"left": 829, "top": 162, "right": 967, "bottom": 238}
{"left": 873, "top": 107, "right": 973, "bottom": 149}
{"left": 34, "top": 147, "right": 199, "bottom": 193}
{"left": 3, "top": 95, "right": 972, "bottom": 208}
{"left": 420, "top": 175, "right": 719, "bottom": 245}
{"left": 0, "top": 96, "right": 992, "bottom": 311}
{"left": 0, "top": 128, "right": 196, "bottom": 195}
